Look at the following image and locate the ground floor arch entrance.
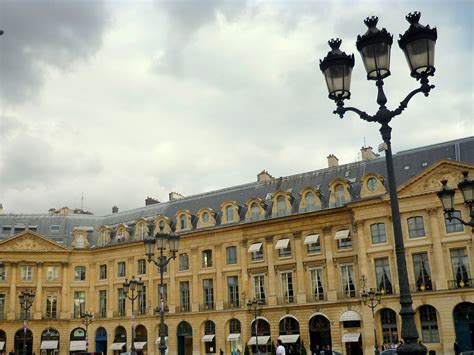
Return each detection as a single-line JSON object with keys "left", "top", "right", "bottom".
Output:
{"left": 95, "top": 327, "right": 107, "bottom": 354}
{"left": 309, "top": 315, "right": 331, "bottom": 354}
{"left": 454, "top": 302, "right": 474, "bottom": 351}
{"left": 14, "top": 329, "right": 33, "bottom": 355}
{"left": 177, "top": 321, "right": 193, "bottom": 355}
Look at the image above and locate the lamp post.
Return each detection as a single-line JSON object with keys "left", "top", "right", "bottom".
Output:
{"left": 19, "top": 290, "right": 35, "bottom": 355}
{"left": 247, "top": 298, "right": 264, "bottom": 355}
{"left": 123, "top": 276, "right": 144, "bottom": 355}
{"left": 319, "top": 11, "right": 437, "bottom": 355}
{"left": 438, "top": 171, "right": 474, "bottom": 232}
{"left": 144, "top": 223, "right": 180, "bottom": 355}
{"left": 361, "top": 288, "right": 382, "bottom": 355}
{"left": 81, "top": 311, "right": 94, "bottom": 352}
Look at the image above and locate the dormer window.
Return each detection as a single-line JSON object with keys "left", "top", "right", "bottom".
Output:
{"left": 202, "top": 212, "right": 209, "bottom": 223}
{"left": 305, "top": 192, "right": 317, "bottom": 211}
{"left": 75, "top": 234, "right": 87, "bottom": 249}
{"left": 277, "top": 196, "right": 286, "bottom": 216}
{"left": 335, "top": 184, "right": 345, "bottom": 207}
{"left": 180, "top": 215, "right": 187, "bottom": 230}
{"left": 226, "top": 206, "right": 234, "bottom": 222}
{"left": 136, "top": 223, "right": 146, "bottom": 240}
{"left": 251, "top": 203, "right": 260, "bottom": 221}
{"left": 98, "top": 229, "right": 107, "bottom": 246}
{"left": 367, "top": 177, "right": 377, "bottom": 192}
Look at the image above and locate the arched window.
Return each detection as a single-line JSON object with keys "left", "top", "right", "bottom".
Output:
{"left": 380, "top": 309, "right": 398, "bottom": 344}
{"left": 277, "top": 195, "right": 286, "bottom": 216}
{"left": 204, "top": 320, "right": 216, "bottom": 354}
{"left": 180, "top": 215, "right": 187, "bottom": 230}
{"left": 229, "top": 319, "right": 241, "bottom": 334}
{"left": 202, "top": 212, "right": 209, "bottom": 223}
{"left": 305, "top": 192, "right": 317, "bottom": 212}
{"left": 136, "top": 223, "right": 145, "bottom": 240}
{"left": 75, "top": 234, "right": 86, "bottom": 248}
{"left": 98, "top": 230, "right": 107, "bottom": 246}
{"left": 226, "top": 206, "right": 234, "bottom": 222}
{"left": 335, "top": 184, "right": 345, "bottom": 207}
{"left": 419, "top": 305, "right": 439, "bottom": 343}
{"left": 251, "top": 203, "right": 260, "bottom": 221}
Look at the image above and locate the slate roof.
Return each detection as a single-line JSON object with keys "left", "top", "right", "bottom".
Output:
{"left": 1, "top": 136, "right": 473, "bottom": 247}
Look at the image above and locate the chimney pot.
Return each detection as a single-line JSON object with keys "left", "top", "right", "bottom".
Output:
{"left": 257, "top": 170, "right": 273, "bottom": 182}
{"left": 327, "top": 154, "right": 339, "bottom": 167}
{"left": 360, "top": 146, "right": 379, "bottom": 161}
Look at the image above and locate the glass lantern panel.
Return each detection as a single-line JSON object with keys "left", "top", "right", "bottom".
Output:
{"left": 324, "top": 65, "right": 352, "bottom": 99}
{"left": 360, "top": 42, "right": 391, "bottom": 79}
{"left": 404, "top": 39, "right": 435, "bottom": 75}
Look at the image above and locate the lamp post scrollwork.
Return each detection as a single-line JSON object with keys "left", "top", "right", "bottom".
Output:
{"left": 247, "top": 298, "right": 264, "bottom": 355}
{"left": 19, "top": 290, "right": 35, "bottom": 355}
{"left": 361, "top": 285, "right": 382, "bottom": 355}
{"left": 81, "top": 311, "right": 94, "bottom": 352}
{"left": 123, "top": 276, "right": 144, "bottom": 355}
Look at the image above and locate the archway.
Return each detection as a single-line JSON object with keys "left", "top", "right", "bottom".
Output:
{"left": 227, "top": 319, "right": 241, "bottom": 355}
{"left": 279, "top": 316, "right": 300, "bottom": 355}
{"left": 14, "top": 329, "right": 33, "bottom": 355}
{"left": 109, "top": 326, "right": 127, "bottom": 354}
{"left": 453, "top": 302, "right": 474, "bottom": 351}
{"left": 309, "top": 314, "right": 331, "bottom": 353}
{"left": 202, "top": 321, "right": 216, "bottom": 355}
{"left": 69, "top": 328, "right": 87, "bottom": 354}
{"left": 95, "top": 327, "right": 107, "bottom": 354}
{"left": 249, "top": 317, "right": 271, "bottom": 355}
{"left": 0, "top": 330, "right": 6, "bottom": 355}
{"left": 177, "top": 321, "right": 193, "bottom": 355}
{"left": 40, "top": 328, "right": 59, "bottom": 355}
{"left": 134, "top": 325, "right": 147, "bottom": 354}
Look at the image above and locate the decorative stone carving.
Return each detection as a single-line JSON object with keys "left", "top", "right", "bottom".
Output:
{"left": 2, "top": 236, "right": 64, "bottom": 252}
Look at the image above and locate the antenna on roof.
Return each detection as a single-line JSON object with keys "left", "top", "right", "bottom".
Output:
{"left": 363, "top": 136, "right": 367, "bottom": 148}
{"left": 81, "top": 192, "right": 84, "bottom": 210}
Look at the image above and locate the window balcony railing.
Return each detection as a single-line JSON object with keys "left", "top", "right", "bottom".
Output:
{"left": 306, "top": 293, "right": 326, "bottom": 302}
{"left": 175, "top": 304, "right": 191, "bottom": 313}
{"left": 448, "top": 279, "right": 474, "bottom": 290}
{"left": 410, "top": 282, "right": 436, "bottom": 293}
{"left": 113, "top": 310, "right": 127, "bottom": 318}
{"left": 199, "top": 302, "right": 215, "bottom": 311}
{"left": 224, "top": 301, "right": 240, "bottom": 309}
{"left": 376, "top": 286, "right": 396, "bottom": 296}
{"left": 97, "top": 310, "right": 107, "bottom": 319}
{"left": 337, "top": 290, "right": 357, "bottom": 300}
{"left": 277, "top": 296, "right": 295, "bottom": 305}
{"left": 43, "top": 312, "right": 58, "bottom": 320}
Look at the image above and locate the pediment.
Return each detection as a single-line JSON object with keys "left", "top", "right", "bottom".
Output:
{"left": 397, "top": 160, "right": 474, "bottom": 198}
{"left": 0, "top": 231, "right": 70, "bottom": 253}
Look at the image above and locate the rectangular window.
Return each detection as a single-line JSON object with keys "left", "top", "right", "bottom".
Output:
{"left": 45, "top": 293, "right": 57, "bottom": 319}
{"left": 2, "top": 226, "right": 11, "bottom": 235}
{"left": 118, "top": 288, "right": 126, "bottom": 316}
{"left": 180, "top": 281, "right": 190, "bottom": 312}
{"left": 253, "top": 274, "right": 266, "bottom": 302}
{"left": 375, "top": 258, "right": 393, "bottom": 294}
{"left": 73, "top": 291, "right": 85, "bottom": 318}
{"left": 451, "top": 248, "right": 471, "bottom": 287}
{"left": 46, "top": 266, "right": 59, "bottom": 281}
{"left": 138, "top": 286, "right": 147, "bottom": 315}
{"left": 371, "top": 223, "right": 387, "bottom": 244}
{"left": 310, "top": 268, "right": 325, "bottom": 301}
{"left": 203, "top": 279, "right": 214, "bottom": 310}
{"left": 50, "top": 225, "right": 60, "bottom": 232}
{"left": 445, "top": 211, "right": 464, "bottom": 233}
{"left": 99, "top": 290, "right": 107, "bottom": 318}
{"left": 408, "top": 216, "right": 426, "bottom": 238}
{"left": 281, "top": 272, "right": 294, "bottom": 303}
{"left": 248, "top": 243, "right": 264, "bottom": 261}
{"left": 117, "top": 262, "right": 126, "bottom": 278}
{"left": 226, "top": 246, "right": 238, "bottom": 264}
{"left": 137, "top": 259, "right": 146, "bottom": 275}
{"left": 179, "top": 254, "right": 189, "bottom": 271}
{"left": 202, "top": 250, "right": 213, "bottom": 268}
{"left": 21, "top": 265, "right": 33, "bottom": 281}
{"left": 341, "top": 264, "right": 356, "bottom": 298}
{"left": 335, "top": 230, "right": 352, "bottom": 250}
{"left": 227, "top": 276, "right": 239, "bottom": 308}
{"left": 304, "top": 234, "right": 320, "bottom": 254}
{"left": 413, "top": 253, "right": 432, "bottom": 291}
{"left": 0, "top": 265, "right": 6, "bottom": 281}
{"left": 99, "top": 264, "right": 107, "bottom": 280}
{"left": 420, "top": 306, "right": 439, "bottom": 343}
{"left": 74, "top": 266, "right": 86, "bottom": 281}
{"left": 0, "top": 294, "right": 5, "bottom": 319}
{"left": 276, "top": 238, "right": 291, "bottom": 257}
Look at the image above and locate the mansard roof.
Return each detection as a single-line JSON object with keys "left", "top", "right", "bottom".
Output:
{"left": 0, "top": 136, "right": 473, "bottom": 247}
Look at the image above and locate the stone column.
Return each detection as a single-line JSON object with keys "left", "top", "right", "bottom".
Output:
{"left": 88, "top": 262, "right": 96, "bottom": 314}
{"left": 34, "top": 261, "right": 43, "bottom": 319}
{"left": 323, "top": 227, "right": 337, "bottom": 301}
{"left": 294, "top": 232, "right": 306, "bottom": 304}
{"left": 8, "top": 262, "right": 17, "bottom": 320}
{"left": 60, "top": 262, "right": 70, "bottom": 319}
{"left": 108, "top": 260, "right": 115, "bottom": 318}
{"left": 355, "top": 221, "right": 370, "bottom": 285}
{"left": 428, "top": 208, "right": 448, "bottom": 289}
{"left": 148, "top": 253, "right": 156, "bottom": 314}
{"left": 240, "top": 240, "right": 249, "bottom": 306}
{"left": 215, "top": 244, "right": 224, "bottom": 310}
{"left": 191, "top": 247, "right": 199, "bottom": 312}
{"left": 265, "top": 236, "right": 277, "bottom": 306}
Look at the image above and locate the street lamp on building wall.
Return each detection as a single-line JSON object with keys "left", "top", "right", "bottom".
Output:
{"left": 319, "top": 11, "right": 437, "bottom": 355}
{"left": 19, "top": 290, "right": 35, "bottom": 355}
{"left": 361, "top": 287, "right": 382, "bottom": 355}
{"left": 438, "top": 171, "right": 474, "bottom": 232}
{"left": 144, "top": 223, "right": 180, "bottom": 355}
{"left": 81, "top": 311, "right": 94, "bottom": 352}
{"left": 123, "top": 276, "right": 144, "bottom": 355}
{"left": 247, "top": 298, "right": 264, "bottom": 355}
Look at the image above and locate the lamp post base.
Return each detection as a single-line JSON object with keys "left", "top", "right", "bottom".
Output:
{"left": 396, "top": 342, "right": 427, "bottom": 355}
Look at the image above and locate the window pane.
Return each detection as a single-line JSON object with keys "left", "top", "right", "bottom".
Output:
{"left": 226, "top": 246, "right": 237, "bottom": 264}
{"left": 408, "top": 216, "right": 425, "bottom": 238}
{"left": 445, "top": 211, "right": 464, "bottom": 233}
{"left": 371, "top": 223, "right": 387, "bottom": 244}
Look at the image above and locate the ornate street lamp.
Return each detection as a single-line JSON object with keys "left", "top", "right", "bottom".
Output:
{"left": 19, "top": 290, "right": 35, "bottom": 355}
{"left": 144, "top": 223, "right": 180, "bottom": 355}
{"left": 361, "top": 288, "right": 382, "bottom": 355}
{"left": 319, "top": 11, "right": 437, "bottom": 355}
{"left": 123, "top": 276, "right": 144, "bottom": 355}
{"left": 247, "top": 298, "right": 264, "bottom": 355}
{"left": 81, "top": 311, "right": 94, "bottom": 352}
{"left": 438, "top": 171, "right": 474, "bottom": 232}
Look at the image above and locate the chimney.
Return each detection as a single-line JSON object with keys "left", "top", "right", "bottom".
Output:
{"left": 169, "top": 192, "right": 185, "bottom": 201}
{"left": 327, "top": 154, "right": 339, "bottom": 167}
{"left": 257, "top": 170, "right": 273, "bottom": 182}
{"left": 145, "top": 197, "right": 160, "bottom": 206}
{"left": 112, "top": 206, "right": 119, "bottom": 213}
{"left": 360, "top": 146, "right": 379, "bottom": 161}
{"left": 0, "top": 203, "right": 3, "bottom": 214}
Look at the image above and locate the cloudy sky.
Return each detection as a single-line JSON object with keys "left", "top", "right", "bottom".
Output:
{"left": 0, "top": 0, "right": 473, "bottom": 216}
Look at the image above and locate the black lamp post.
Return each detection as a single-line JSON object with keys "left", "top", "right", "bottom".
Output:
{"left": 247, "top": 298, "right": 264, "bottom": 355}
{"left": 438, "top": 171, "right": 474, "bottom": 232}
{"left": 361, "top": 288, "right": 382, "bottom": 355}
{"left": 123, "top": 276, "right": 144, "bottom": 355}
{"left": 81, "top": 311, "right": 94, "bottom": 352}
{"left": 19, "top": 290, "right": 35, "bottom": 355}
{"left": 319, "top": 11, "right": 437, "bottom": 355}
{"left": 144, "top": 223, "right": 179, "bottom": 355}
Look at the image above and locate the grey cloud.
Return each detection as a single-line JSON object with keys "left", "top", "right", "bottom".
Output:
{"left": 0, "top": 0, "right": 108, "bottom": 105}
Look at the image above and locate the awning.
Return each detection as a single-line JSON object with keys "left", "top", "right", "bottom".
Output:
{"left": 134, "top": 342, "right": 147, "bottom": 350}
{"left": 227, "top": 334, "right": 241, "bottom": 341}
{"left": 248, "top": 242, "right": 263, "bottom": 253}
{"left": 69, "top": 340, "right": 87, "bottom": 351}
{"left": 247, "top": 336, "right": 270, "bottom": 345}
{"left": 155, "top": 337, "right": 168, "bottom": 344}
{"left": 275, "top": 239, "right": 290, "bottom": 249}
{"left": 304, "top": 234, "right": 319, "bottom": 244}
{"left": 41, "top": 340, "right": 58, "bottom": 350}
{"left": 278, "top": 335, "right": 300, "bottom": 343}
{"left": 342, "top": 333, "right": 361, "bottom": 343}
{"left": 0, "top": 342, "right": 5, "bottom": 351}
{"left": 108, "top": 342, "right": 126, "bottom": 350}
{"left": 202, "top": 335, "right": 215, "bottom": 342}
{"left": 335, "top": 230, "right": 350, "bottom": 240}
{"left": 340, "top": 310, "right": 362, "bottom": 322}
